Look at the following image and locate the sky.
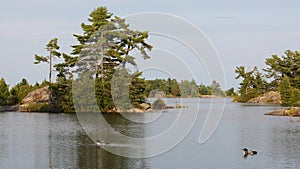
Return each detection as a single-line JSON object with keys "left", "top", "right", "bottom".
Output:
{"left": 0, "top": 0, "right": 299, "bottom": 89}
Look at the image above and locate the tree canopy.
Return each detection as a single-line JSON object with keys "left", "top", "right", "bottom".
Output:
{"left": 235, "top": 50, "right": 300, "bottom": 106}
{"left": 34, "top": 38, "right": 61, "bottom": 83}
{"left": 0, "top": 78, "right": 10, "bottom": 105}
{"left": 71, "top": 7, "right": 153, "bottom": 112}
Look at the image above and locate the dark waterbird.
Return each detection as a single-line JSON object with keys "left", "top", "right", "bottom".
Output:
{"left": 96, "top": 140, "right": 109, "bottom": 147}
{"left": 242, "top": 148, "right": 257, "bottom": 157}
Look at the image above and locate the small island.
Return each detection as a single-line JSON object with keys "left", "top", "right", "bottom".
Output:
{"left": 0, "top": 7, "right": 228, "bottom": 114}
{"left": 233, "top": 50, "right": 300, "bottom": 116}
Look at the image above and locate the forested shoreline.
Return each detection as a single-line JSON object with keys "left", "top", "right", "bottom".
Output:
{"left": 0, "top": 76, "right": 228, "bottom": 113}
{"left": 1, "top": 6, "right": 298, "bottom": 113}
{"left": 234, "top": 50, "right": 300, "bottom": 106}
{"left": 0, "top": 6, "right": 228, "bottom": 113}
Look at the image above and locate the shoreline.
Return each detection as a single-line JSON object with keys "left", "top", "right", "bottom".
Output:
{"left": 265, "top": 107, "right": 300, "bottom": 117}
{"left": 0, "top": 105, "right": 20, "bottom": 112}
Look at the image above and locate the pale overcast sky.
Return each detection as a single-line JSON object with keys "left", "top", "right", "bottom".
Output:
{"left": 0, "top": 0, "right": 299, "bottom": 89}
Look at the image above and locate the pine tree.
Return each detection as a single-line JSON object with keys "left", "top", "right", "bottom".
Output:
{"left": 279, "top": 75, "right": 300, "bottom": 106}
{"left": 0, "top": 78, "right": 9, "bottom": 105}
{"left": 34, "top": 38, "right": 61, "bottom": 83}
{"left": 72, "top": 7, "right": 152, "bottom": 111}
{"left": 199, "top": 84, "right": 211, "bottom": 95}
{"left": 129, "top": 71, "right": 147, "bottom": 107}
{"left": 171, "top": 79, "right": 180, "bottom": 97}
{"left": 54, "top": 53, "right": 77, "bottom": 81}
{"left": 264, "top": 50, "right": 300, "bottom": 88}
{"left": 178, "top": 80, "right": 199, "bottom": 97}
{"left": 279, "top": 75, "right": 292, "bottom": 106}
{"left": 211, "top": 80, "right": 225, "bottom": 96}
{"left": 10, "top": 78, "right": 32, "bottom": 104}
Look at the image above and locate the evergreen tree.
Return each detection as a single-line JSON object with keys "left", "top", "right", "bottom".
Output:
{"left": 10, "top": 78, "right": 33, "bottom": 104}
{"left": 170, "top": 79, "right": 180, "bottom": 97}
{"left": 190, "top": 79, "right": 199, "bottom": 97}
{"left": 235, "top": 66, "right": 267, "bottom": 102}
{"left": 279, "top": 75, "right": 292, "bottom": 106}
{"left": 110, "top": 68, "right": 146, "bottom": 111}
{"left": 129, "top": 71, "right": 147, "bottom": 107}
{"left": 54, "top": 53, "right": 77, "bottom": 81}
{"left": 210, "top": 80, "right": 225, "bottom": 96}
{"left": 0, "top": 78, "right": 10, "bottom": 105}
{"left": 51, "top": 53, "right": 77, "bottom": 113}
{"left": 178, "top": 80, "right": 198, "bottom": 97}
{"left": 145, "top": 79, "right": 181, "bottom": 97}
{"left": 264, "top": 50, "right": 300, "bottom": 88}
{"left": 72, "top": 7, "right": 113, "bottom": 55}
{"left": 199, "top": 84, "right": 211, "bottom": 95}
{"left": 50, "top": 82, "right": 75, "bottom": 113}
{"left": 34, "top": 38, "right": 61, "bottom": 83}
{"left": 225, "top": 87, "right": 235, "bottom": 97}
{"left": 72, "top": 7, "right": 152, "bottom": 111}
{"left": 279, "top": 75, "right": 300, "bottom": 106}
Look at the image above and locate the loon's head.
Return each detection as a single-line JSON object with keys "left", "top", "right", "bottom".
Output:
{"left": 242, "top": 148, "right": 248, "bottom": 156}
{"left": 96, "top": 140, "right": 111, "bottom": 147}
{"left": 95, "top": 140, "right": 106, "bottom": 147}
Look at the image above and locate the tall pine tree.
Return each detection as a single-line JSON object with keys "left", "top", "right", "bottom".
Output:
{"left": 72, "top": 7, "right": 152, "bottom": 111}
{"left": 34, "top": 38, "right": 61, "bottom": 83}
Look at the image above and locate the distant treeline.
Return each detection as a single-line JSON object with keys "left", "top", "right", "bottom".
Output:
{"left": 145, "top": 78, "right": 232, "bottom": 98}
{"left": 234, "top": 50, "right": 300, "bottom": 106}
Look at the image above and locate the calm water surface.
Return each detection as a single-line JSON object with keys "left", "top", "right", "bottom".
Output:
{"left": 0, "top": 98, "right": 300, "bottom": 169}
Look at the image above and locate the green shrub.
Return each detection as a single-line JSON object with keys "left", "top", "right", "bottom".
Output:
{"left": 26, "top": 103, "right": 49, "bottom": 112}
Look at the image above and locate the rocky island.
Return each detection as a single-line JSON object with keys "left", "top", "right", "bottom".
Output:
{"left": 265, "top": 107, "right": 300, "bottom": 117}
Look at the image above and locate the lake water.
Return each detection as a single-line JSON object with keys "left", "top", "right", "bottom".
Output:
{"left": 0, "top": 98, "right": 300, "bottom": 169}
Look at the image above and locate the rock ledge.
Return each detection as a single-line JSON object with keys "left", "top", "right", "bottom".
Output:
{"left": 265, "top": 107, "right": 300, "bottom": 117}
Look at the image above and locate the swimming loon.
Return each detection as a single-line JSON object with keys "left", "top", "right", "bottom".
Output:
{"left": 96, "top": 140, "right": 109, "bottom": 147}
{"left": 242, "top": 148, "right": 257, "bottom": 156}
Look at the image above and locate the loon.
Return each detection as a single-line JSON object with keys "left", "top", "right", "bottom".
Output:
{"left": 96, "top": 140, "right": 109, "bottom": 147}
{"left": 242, "top": 148, "right": 257, "bottom": 156}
